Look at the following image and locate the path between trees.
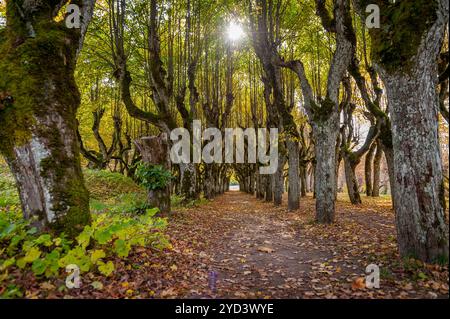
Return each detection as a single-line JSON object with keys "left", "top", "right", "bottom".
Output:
{"left": 36, "top": 192, "right": 448, "bottom": 299}
{"left": 158, "top": 192, "right": 448, "bottom": 299}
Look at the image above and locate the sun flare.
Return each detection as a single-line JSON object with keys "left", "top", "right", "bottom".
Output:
{"left": 227, "top": 21, "right": 245, "bottom": 42}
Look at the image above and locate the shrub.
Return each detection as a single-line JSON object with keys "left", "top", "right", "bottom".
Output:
{"left": 0, "top": 206, "right": 170, "bottom": 297}
{"left": 134, "top": 162, "right": 173, "bottom": 191}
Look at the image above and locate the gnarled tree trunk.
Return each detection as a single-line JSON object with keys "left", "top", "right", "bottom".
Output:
{"left": 273, "top": 154, "right": 285, "bottom": 206}
{"left": 382, "top": 70, "right": 449, "bottom": 261}
{"left": 0, "top": 0, "right": 96, "bottom": 237}
{"left": 361, "top": 0, "right": 449, "bottom": 263}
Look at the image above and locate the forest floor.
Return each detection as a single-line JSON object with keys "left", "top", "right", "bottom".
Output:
{"left": 1, "top": 164, "right": 448, "bottom": 299}
{"left": 34, "top": 191, "right": 447, "bottom": 299}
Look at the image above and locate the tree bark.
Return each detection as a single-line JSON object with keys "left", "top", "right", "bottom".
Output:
{"left": 300, "top": 166, "right": 307, "bottom": 197}
{"left": 287, "top": 139, "right": 300, "bottom": 210}
{"left": 313, "top": 118, "right": 339, "bottom": 223}
{"left": 273, "top": 154, "right": 285, "bottom": 206}
{"left": 365, "top": 142, "right": 376, "bottom": 196}
{"left": 372, "top": 141, "right": 383, "bottom": 197}
{"left": 0, "top": 0, "right": 96, "bottom": 237}
{"left": 381, "top": 70, "right": 449, "bottom": 261}
{"left": 179, "top": 163, "right": 198, "bottom": 201}
{"left": 361, "top": 0, "right": 449, "bottom": 262}
{"left": 265, "top": 174, "right": 273, "bottom": 202}
{"left": 343, "top": 155, "right": 362, "bottom": 204}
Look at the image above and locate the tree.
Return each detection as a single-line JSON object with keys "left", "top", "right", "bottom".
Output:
{"left": 281, "top": 0, "right": 355, "bottom": 222}
{"left": 0, "top": 0, "right": 96, "bottom": 237}
{"left": 248, "top": 0, "right": 300, "bottom": 210}
{"left": 339, "top": 77, "right": 379, "bottom": 204}
{"left": 358, "top": 0, "right": 449, "bottom": 262}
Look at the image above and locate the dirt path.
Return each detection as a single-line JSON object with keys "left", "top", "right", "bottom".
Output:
{"left": 165, "top": 192, "right": 448, "bottom": 299}
{"left": 46, "top": 191, "right": 447, "bottom": 299}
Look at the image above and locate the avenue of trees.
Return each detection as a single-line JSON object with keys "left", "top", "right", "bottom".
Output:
{"left": 0, "top": 0, "right": 449, "bottom": 263}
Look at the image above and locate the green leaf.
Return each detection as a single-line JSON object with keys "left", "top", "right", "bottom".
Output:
{"left": 36, "top": 234, "right": 53, "bottom": 247}
{"left": 146, "top": 208, "right": 160, "bottom": 217}
{"left": 31, "top": 259, "right": 46, "bottom": 276}
{"left": 23, "top": 247, "right": 41, "bottom": 263}
{"left": 27, "top": 227, "right": 38, "bottom": 235}
{"left": 114, "top": 239, "right": 131, "bottom": 258}
{"left": 94, "top": 229, "right": 113, "bottom": 245}
{"left": 16, "top": 258, "right": 26, "bottom": 269}
{"left": 90, "top": 249, "right": 106, "bottom": 264}
{"left": 98, "top": 261, "right": 115, "bottom": 277}
{"left": 0, "top": 257, "right": 15, "bottom": 270}
{"left": 76, "top": 226, "right": 93, "bottom": 248}
{"left": 418, "top": 272, "right": 428, "bottom": 280}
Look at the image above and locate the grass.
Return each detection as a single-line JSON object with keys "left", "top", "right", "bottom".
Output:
{"left": 0, "top": 163, "right": 20, "bottom": 207}
{"left": 0, "top": 163, "right": 209, "bottom": 215}
{"left": 83, "top": 169, "right": 146, "bottom": 202}
{"left": 0, "top": 163, "right": 149, "bottom": 214}
{"left": 171, "top": 194, "right": 210, "bottom": 209}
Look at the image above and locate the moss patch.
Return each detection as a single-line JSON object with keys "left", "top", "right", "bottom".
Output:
{"left": 366, "top": 0, "right": 438, "bottom": 74}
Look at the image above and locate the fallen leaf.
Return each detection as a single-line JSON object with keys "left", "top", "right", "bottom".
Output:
{"left": 351, "top": 277, "right": 366, "bottom": 290}
{"left": 258, "top": 246, "right": 275, "bottom": 253}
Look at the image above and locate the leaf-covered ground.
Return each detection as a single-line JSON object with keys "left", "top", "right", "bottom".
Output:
{"left": 13, "top": 191, "right": 449, "bottom": 299}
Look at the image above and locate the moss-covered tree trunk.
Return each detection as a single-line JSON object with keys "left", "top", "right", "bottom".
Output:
{"left": 366, "top": 0, "right": 449, "bottom": 262}
{"left": 0, "top": 0, "right": 95, "bottom": 237}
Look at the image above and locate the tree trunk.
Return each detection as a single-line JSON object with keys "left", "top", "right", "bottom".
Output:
{"left": 255, "top": 173, "right": 263, "bottom": 199}
{"left": 273, "top": 154, "right": 284, "bottom": 206}
{"left": 365, "top": 142, "right": 376, "bottom": 196}
{"left": 179, "top": 163, "right": 198, "bottom": 201}
{"left": 381, "top": 144, "right": 395, "bottom": 200}
{"left": 135, "top": 135, "right": 171, "bottom": 214}
{"left": 381, "top": 69, "right": 449, "bottom": 261}
{"left": 0, "top": 6, "right": 95, "bottom": 237}
{"left": 308, "top": 166, "right": 314, "bottom": 195}
{"left": 300, "top": 166, "right": 307, "bottom": 197}
{"left": 249, "top": 172, "right": 255, "bottom": 195}
{"left": 287, "top": 139, "right": 300, "bottom": 210}
{"left": 364, "top": 0, "right": 449, "bottom": 263}
{"left": 265, "top": 174, "right": 273, "bottom": 202}
{"left": 343, "top": 155, "right": 362, "bottom": 205}
{"left": 204, "top": 165, "right": 214, "bottom": 200}
{"left": 372, "top": 141, "right": 383, "bottom": 197}
{"left": 313, "top": 117, "right": 339, "bottom": 223}
{"left": 4, "top": 106, "right": 91, "bottom": 238}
